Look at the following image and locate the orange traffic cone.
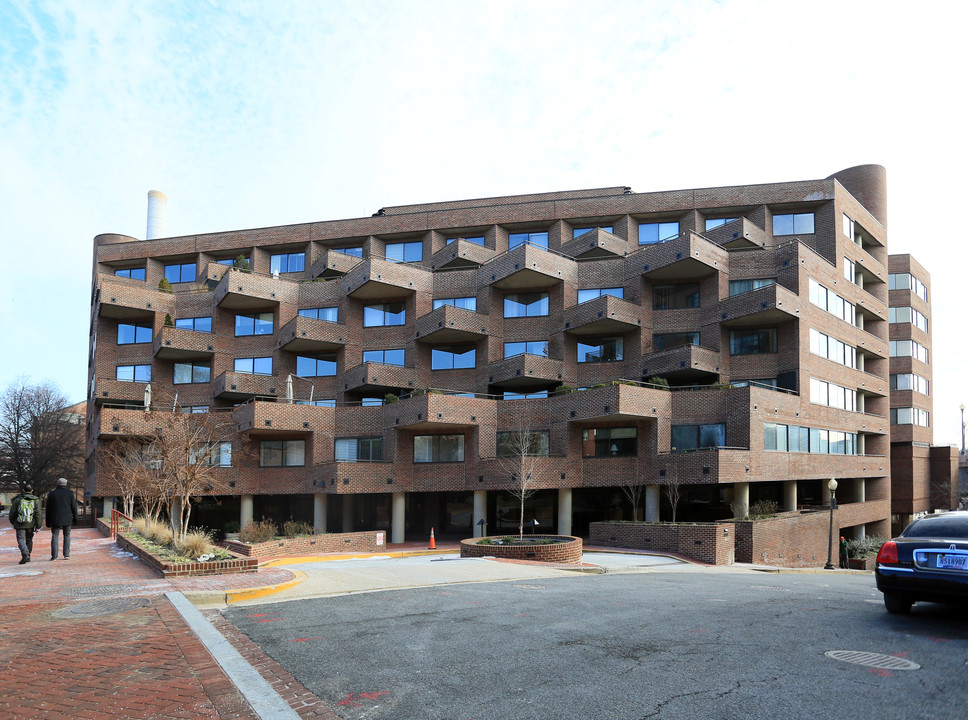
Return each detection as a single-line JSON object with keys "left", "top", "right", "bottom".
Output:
{"left": 428, "top": 527, "right": 436, "bottom": 550}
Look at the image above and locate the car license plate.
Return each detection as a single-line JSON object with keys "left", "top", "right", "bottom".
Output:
{"left": 939, "top": 554, "right": 967, "bottom": 570}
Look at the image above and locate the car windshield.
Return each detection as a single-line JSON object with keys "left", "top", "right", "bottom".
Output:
{"left": 902, "top": 514, "right": 968, "bottom": 539}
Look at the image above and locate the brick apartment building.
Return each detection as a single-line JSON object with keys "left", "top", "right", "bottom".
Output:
{"left": 85, "top": 164, "right": 958, "bottom": 545}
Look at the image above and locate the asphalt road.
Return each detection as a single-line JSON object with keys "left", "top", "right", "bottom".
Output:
{"left": 224, "top": 559, "right": 968, "bottom": 720}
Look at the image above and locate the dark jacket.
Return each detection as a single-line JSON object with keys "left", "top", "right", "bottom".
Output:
{"left": 45, "top": 487, "right": 78, "bottom": 528}
{"left": 9, "top": 492, "right": 43, "bottom": 530}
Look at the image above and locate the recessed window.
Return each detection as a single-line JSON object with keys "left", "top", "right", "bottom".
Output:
{"left": 578, "top": 288, "right": 624, "bottom": 304}
{"left": 890, "top": 373, "right": 929, "bottom": 395}
{"left": 729, "top": 329, "right": 776, "bottom": 355}
{"left": 335, "top": 436, "right": 383, "bottom": 462}
{"left": 809, "top": 279, "right": 855, "bottom": 325}
{"left": 414, "top": 434, "right": 465, "bottom": 463}
{"left": 573, "top": 226, "right": 613, "bottom": 238}
{"left": 728, "top": 278, "right": 775, "bottom": 296}
{"left": 577, "top": 337, "right": 623, "bottom": 363}
{"left": 194, "top": 441, "right": 232, "bottom": 467}
{"left": 638, "top": 221, "right": 679, "bottom": 245}
{"left": 335, "top": 246, "right": 363, "bottom": 257}
{"left": 235, "top": 312, "right": 273, "bottom": 336}
{"left": 503, "top": 390, "right": 549, "bottom": 399}
{"left": 671, "top": 424, "right": 726, "bottom": 452}
{"left": 653, "top": 283, "right": 699, "bottom": 309}
{"left": 809, "top": 329, "right": 857, "bottom": 368}
{"left": 504, "top": 341, "right": 548, "bottom": 358}
{"left": 446, "top": 236, "right": 485, "bottom": 246}
{"left": 504, "top": 292, "right": 549, "bottom": 318}
{"left": 363, "top": 349, "right": 405, "bottom": 366}
{"left": 116, "top": 364, "right": 151, "bottom": 382}
{"left": 890, "top": 408, "right": 930, "bottom": 427}
{"left": 216, "top": 256, "right": 249, "bottom": 268}
{"left": 296, "top": 354, "right": 337, "bottom": 377}
{"left": 431, "top": 345, "right": 476, "bottom": 370}
{"left": 260, "top": 439, "right": 305, "bottom": 467}
{"left": 654, "top": 332, "right": 699, "bottom": 351}
{"left": 174, "top": 362, "right": 211, "bottom": 384}
{"left": 299, "top": 307, "right": 339, "bottom": 322}
{"left": 361, "top": 397, "right": 384, "bottom": 406}
{"left": 433, "top": 297, "right": 477, "bottom": 311}
{"left": 704, "top": 218, "right": 738, "bottom": 230}
{"left": 809, "top": 378, "right": 857, "bottom": 411}
{"left": 889, "top": 306, "right": 928, "bottom": 332}
{"left": 297, "top": 398, "right": 337, "bottom": 407}
{"left": 843, "top": 258, "right": 856, "bottom": 284}
{"left": 363, "top": 302, "right": 405, "bottom": 327}
{"left": 114, "top": 267, "right": 146, "bottom": 280}
{"left": 117, "top": 323, "right": 152, "bottom": 345}
{"left": 164, "top": 263, "right": 196, "bottom": 283}
{"left": 765, "top": 422, "right": 856, "bottom": 455}
{"left": 889, "top": 339, "right": 929, "bottom": 364}
{"left": 497, "top": 430, "right": 550, "bottom": 457}
{"left": 174, "top": 317, "right": 212, "bottom": 332}
{"left": 180, "top": 406, "right": 209, "bottom": 413}
{"left": 234, "top": 357, "right": 272, "bottom": 375}
{"left": 270, "top": 252, "right": 305, "bottom": 274}
{"left": 772, "top": 213, "right": 815, "bottom": 235}
{"left": 582, "top": 427, "right": 636, "bottom": 457}
{"left": 508, "top": 231, "right": 549, "bottom": 250}
{"left": 385, "top": 241, "right": 422, "bottom": 263}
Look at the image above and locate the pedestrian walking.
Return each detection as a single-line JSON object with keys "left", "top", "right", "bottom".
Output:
{"left": 9, "top": 485, "right": 43, "bottom": 564}
{"left": 839, "top": 536, "right": 849, "bottom": 569}
{"left": 46, "top": 478, "right": 78, "bottom": 561}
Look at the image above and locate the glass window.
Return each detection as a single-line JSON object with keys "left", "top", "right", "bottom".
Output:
{"left": 772, "top": 213, "right": 815, "bottom": 235}
{"left": 269, "top": 252, "right": 305, "bottom": 274}
{"left": 573, "top": 226, "right": 613, "bottom": 237}
{"left": 117, "top": 323, "right": 152, "bottom": 344}
{"left": 497, "top": 430, "right": 550, "bottom": 457}
{"left": 891, "top": 408, "right": 930, "bottom": 427}
{"left": 363, "top": 349, "right": 405, "bottom": 366}
{"left": 582, "top": 427, "right": 636, "bottom": 457}
{"left": 180, "top": 406, "right": 209, "bottom": 413}
{"left": 653, "top": 332, "right": 699, "bottom": 351}
{"left": 578, "top": 288, "right": 624, "bottom": 304}
{"left": 671, "top": 424, "right": 725, "bottom": 451}
{"left": 234, "top": 312, "right": 273, "bottom": 336}
{"left": 503, "top": 390, "right": 549, "bottom": 400}
{"left": 504, "top": 292, "right": 549, "bottom": 318}
{"left": 296, "top": 398, "right": 337, "bottom": 407}
{"left": 504, "top": 341, "right": 548, "bottom": 358}
{"left": 114, "top": 267, "right": 146, "bottom": 280}
{"left": 116, "top": 364, "right": 151, "bottom": 382}
{"left": 729, "top": 329, "right": 777, "bottom": 355}
{"left": 843, "top": 214, "right": 854, "bottom": 241}
{"left": 433, "top": 297, "right": 477, "bottom": 311}
{"left": 335, "top": 246, "right": 363, "bottom": 257}
{"left": 385, "top": 241, "right": 423, "bottom": 263}
{"left": 844, "top": 257, "right": 856, "bottom": 284}
{"left": 174, "top": 317, "right": 212, "bottom": 332}
{"left": 260, "top": 439, "right": 305, "bottom": 467}
{"left": 296, "top": 354, "right": 337, "bottom": 377}
{"left": 638, "top": 221, "right": 679, "bottom": 245}
{"left": 889, "top": 306, "right": 928, "bottom": 332}
{"left": 889, "top": 339, "right": 929, "bottom": 364}
{"left": 508, "top": 231, "right": 549, "bottom": 249}
{"left": 363, "top": 302, "right": 406, "bottom": 327}
{"left": 431, "top": 345, "right": 476, "bottom": 370}
{"left": 335, "top": 437, "right": 383, "bottom": 462}
{"left": 888, "top": 273, "right": 928, "bottom": 301}
{"left": 194, "top": 441, "right": 232, "bottom": 467}
{"left": 164, "top": 263, "right": 196, "bottom": 283}
{"left": 653, "top": 283, "right": 700, "bottom": 309}
{"left": 414, "top": 434, "right": 465, "bottom": 463}
{"left": 298, "top": 307, "right": 339, "bottom": 322}
{"left": 704, "top": 218, "right": 738, "bottom": 230}
{"left": 173, "top": 362, "right": 210, "bottom": 384}
{"left": 728, "top": 278, "right": 775, "bottom": 296}
{"left": 446, "top": 236, "right": 485, "bottom": 246}
{"left": 890, "top": 373, "right": 929, "bottom": 395}
{"left": 809, "top": 279, "right": 855, "bottom": 325}
{"left": 577, "top": 337, "right": 623, "bottom": 363}
{"left": 234, "top": 357, "right": 273, "bottom": 375}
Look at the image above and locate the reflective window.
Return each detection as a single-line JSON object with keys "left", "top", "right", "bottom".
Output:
{"left": 446, "top": 236, "right": 485, "bottom": 246}
{"left": 728, "top": 278, "right": 775, "bottom": 296}
{"left": 216, "top": 256, "right": 249, "bottom": 268}
{"left": 433, "top": 297, "right": 477, "bottom": 311}
{"left": 504, "top": 292, "right": 549, "bottom": 318}
{"left": 504, "top": 341, "right": 548, "bottom": 358}
{"left": 180, "top": 406, "right": 209, "bottom": 413}
{"left": 335, "top": 246, "right": 363, "bottom": 257}
{"left": 164, "top": 263, "right": 196, "bottom": 283}
{"left": 296, "top": 398, "right": 336, "bottom": 407}
{"left": 772, "top": 213, "right": 815, "bottom": 235}
{"left": 809, "top": 378, "right": 857, "bottom": 411}
{"left": 638, "top": 221, "right": 679, "bottom": 245}
{"left": 888, "top": 272, "right": 928, "bottom": 301}
{"left": 497, "top": 430, "right": 550, "bottom": 457}
{"left": 270, "top": 252, "right": 305, "bottom": 274}
{"left": 654, "top": 332, "right": 700, "bottom": 351}
{"left": 809, "top": 329, "right": 857, "bottom": 368}
{"left": 414, "top": 434, "right": 465, "bottom": 463}
{"left": 508, "top": 231, "right": 549, "bottom": 249}
{"left": 809, "top": 279, "right": 856, "bottom": 325}
{"left": 577, "top": 337, "right": 623, "bottom": 363}
{"left": 889, "top": 339, "right": 929, "bottom": 363}
{"left": 385, "top": 241, "right": 422, "bottom": 263}
{"left": 431, "top": 345, "right": 476, "bottom": 370}
{"left": 889, "top": 306, "right": 928, "bottom": 332}
{"left": 117, "top": 323, "right": 152, "bottom": 344}
{"left": 843, "top": 257, "right": 856, "bottom": 284}
{"left": 363, "top": 349, "right": 405, "bottom": 366}
{"left": 173, "top": 362, "right": 211, "bottom": 384}
{"left": 194, "top": 441, "right": 232, "bottom": 467}
{"left": 890, "top": 373, "right": 929, "bottom": 395}
{"left": 653, "top": 283, "right": 699, "bottom": 309}
{"left": 259, "top": 439, "right": 305, "bottom": 467}
{"left": 335, "top": 436, "right": 383, "bottom": 462}
{"left": 578, "top": 288, "right": 624, "bottom": 304}
{"left": 234, "top": 357, "right": 272, "bottom": 375}
{"left": 573, "top": 226, "right": 613, "bottom": 237}
{"left": 235, "top": 312, "right": 273, "bottom": 336}
{"left": 175, "top": 317, "right": 212, "bottom": 332}
{"left": 363, "top": 302, "right": 405, "bottom": 327}
{"left": 890, "top": 408, "right": 930, "bottom": 427}
{"left": 582, "top": 427, "right": 636, "bottom": 457}
{"left": 671, "top": 424, "right": 726, "bottom": 451}
{"left": 298, "top": 307, "right": 339, "bottom": 322}
{"left": 704, "top": 218, "right": 738, "bottom": 230}
{"left": 729, "top": 329, "right": 777, "bottom": 355}
{"left": 114, "top": 267, "right": 146, "bottom": 280}
{"left": 116, "top": 364, "right": 151, "bottom": 382}
{"left": 296, "top": 354, "right": 337, "bottom": 377}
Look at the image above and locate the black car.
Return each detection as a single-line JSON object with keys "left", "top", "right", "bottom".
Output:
{"left": 875, "top": 511, "right": 968, "bottom": 614}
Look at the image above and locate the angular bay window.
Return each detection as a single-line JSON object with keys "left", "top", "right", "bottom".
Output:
{"left": 888, "top": 273, "right": 928, "bottom": 301}
{"left": 259, "top": 439, "right": 305, "bottom": 467}
{"left": 729, "top": 328, "right": 776, "bottom": 355}
{"left": 578, "top": 287, "right": 624, "bottom": 304}
{"left": 362, "top": 348, "right": 405, "bottom": 366}
{"left": 653, "top": 332, "right": 699, "bottom": 351}
{"left": 235, "top": 312, "right": 273, "bottom": 336}
{"left": 889, "top": 339, "right": 929, "bottom": 364}
{"left": 174, "top": 362, "right": 211, "bottom": 384}
{"left": 234, "top": 357, "right": 272, "bottom": 375}
{"left": 414, "top": 434, "right": 465, "bottom": 463}
{"left": 504, "top": 341, "right": 548, "bottom": 358}
{"left": 638, "top": 221, "right": 679, "bottom": 245}
{"left": 433, "top": 297, "right": 477, "bottom": 311}
{"left": 582, "top": 427, "right": 636, "bottom": 457}
{"left": 270, "top": 252, "right": 305, "bottom": 274}
{"left": 577, "top": 337, "right": 623, "bottom": 363}
{"left": 889, "top": 306, "right": 928, "bottom": 332}
{"left": 335, "top": 436, "right": 383, "bottom": 462}
{"left": 497, "top": 430, "right": 550, "bottom": 457}
{"left": 175, "top": 317, "right": 212, "bottom": 332}
{"left": 385, "top": 241, "right": 423, "bottom": 263}
{"left": 363, "top": 302, "right": 405, "bottom": 327}
{"left": 117, "top": 323, "right": 152, "bottom": 344}
{"left": 508, "top": 231, "right": 549, "bottom": 249}
{"left": 653, "top": 283, "right": 699, "bottom": 309}
{"left": 298, "top": 307, "right": 339, "bottom": 322}
{"left": 504, "top": 292, "right": 549, "bottom": 317}
{"left": 890, "top": 407, "right": 930, "bottom": 427}
{"left": 431, "top": 345, "right": 476, "bottom": 370}
{"left": 296, "top": 354, "right": 337, "bottom": 377}
{"left": 116, "top": 364, "right": 151, "bottom": 382}
{"left": 772, "top": 213, "right": 815, "bottom": 235}
{"left": 671, "top": 424, "right": 726, "bottom": 451}
{"left": 890, "top": 373, "right": 929, "bottom": 395}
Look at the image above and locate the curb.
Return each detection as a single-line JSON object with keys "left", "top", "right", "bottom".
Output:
{"left": 260, "top": 548, "right": 459, "bottom": 568}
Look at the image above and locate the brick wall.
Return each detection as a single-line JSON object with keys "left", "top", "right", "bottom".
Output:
{"left": 223, "top": 530, "right": 385, "bottom": 558}
{"left": 589, "top": 521, "right": 735, "bottom": 565}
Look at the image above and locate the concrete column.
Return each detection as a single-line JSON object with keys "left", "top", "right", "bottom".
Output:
{"left": 473, "top": 490, "right": 487, "bottom": 537}
{"left": 391, "top": 492, "right": 406, "bottom": 544}
{"left": 558, "top": 488, "right": 573, "bottom": 536}
{"left": 313, "top": 494, "right": 327, "bottom": 533}
{"left": 342, "top": 495, "right": 354, "bottom": 532}
{"left": 783, "top": 480, "right": 797, "bottom": 513}
{"left": 734, "top": 482, "right": 750, "bottom": 519}
{"left": 240, "top": 494, "right": 254, "bottom": 529}
{"left": 856, "top": 477, "right": 866, "bottom": 503}
{"left": 645, "top": 485, "right": 661, "bottom": 522}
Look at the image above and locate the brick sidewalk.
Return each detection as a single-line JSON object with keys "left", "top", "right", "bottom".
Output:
{"left": 0, "top": 525, "right": 342, "bottom": 719}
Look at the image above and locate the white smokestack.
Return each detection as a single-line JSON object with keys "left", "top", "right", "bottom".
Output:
{"left": 146, "top": 190, "right": 168, "bottom": 240}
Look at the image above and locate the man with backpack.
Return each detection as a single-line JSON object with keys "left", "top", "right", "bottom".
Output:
{"left": 10, "top": 485, "right": 43, "bottom": 564}
{"left": 46, "top": 477, "right": 78, "bottom": 560}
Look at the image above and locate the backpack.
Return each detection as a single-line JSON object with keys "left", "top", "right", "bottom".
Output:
{"left": 16, "top": 496, "right": 35, "bottom": 524}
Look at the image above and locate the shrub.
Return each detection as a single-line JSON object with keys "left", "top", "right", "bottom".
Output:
{"left": 164, "top": 313, "right": 174, "bottom": 327}
{"left": 232, "top": 254, "right": 251, "bottom": 272}
{"left": 846, "top": 536, "right": 887, "bottom": 559}
{"left": 748, "top": 499, "right": 779, "bottom": 519}
{"left": 383, "top": 393, "right": 399, "bottom": 404}
{"left": 282, "top": 520, "right": 314, "bottom": 537}
{"left": 646, "top": 376, "right": 670, "bottom": 388}
{"left": 239, "top": 519, "right": 278, "bottom": 544}
{"left": 144, "top": 519, "right": 173, "bottom": 546}
{"left": 159, "top": 277, "right": 172, "bottom": 292}
{"left": 175, "top": 530, "right": 215, "bottom": 558}
{"left": 132, "top": 516, "right": 149, "bottom": 535}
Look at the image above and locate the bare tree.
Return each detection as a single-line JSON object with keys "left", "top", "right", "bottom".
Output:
{"left": 0, "top": 379, "right": 84, "bottom": 496}
{"left": 496, "top": 425, "right": 546, "bottom": 539}
{"left": 96, "top": 437, "right": 167, "bottom": 520}
{"left": 666, "top": 476, "right": 683, "bottom": 524}
{"left": 620, "top": 457, "right": 647, "bottom": 521}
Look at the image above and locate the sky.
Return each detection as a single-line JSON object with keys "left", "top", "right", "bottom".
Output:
{"left": 0, "top": 0, "right": 965, "bottom": 446}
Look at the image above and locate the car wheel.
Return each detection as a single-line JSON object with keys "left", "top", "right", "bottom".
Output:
{"left": 883, "top": 593, "right": 913, "bottom": 615}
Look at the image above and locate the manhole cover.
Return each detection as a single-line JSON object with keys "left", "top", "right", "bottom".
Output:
{"left": 59, "top": 584, "right": 149, "bottom": 598}
{"left": 52, "top": 597, "right": 151, "bottom": 619}
{"left": 824, "top": 650, "right": 920, "bottom": 670}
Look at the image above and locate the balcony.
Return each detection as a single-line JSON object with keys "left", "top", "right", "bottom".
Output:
{"left": 558, "top": 383, "right": 671, "bottom": 423}
{"left": 153, "top": 326, "right": 216, "bottom": 361}
{"left": 719, "top": 284, "right": 801, "bottom": 328}
{"left": 214, "top": 268, "right": 297, "bottom": 311}
{"left": 483, "top": 244, "right": 577, "bottom": 290}
{"left": 96, "top": 407, "right": 154, "bottom": 437}
{"left": 342, "top": 362, "right": 419, "bottom": 395}
{"left": 429, "top": 239, "right": 497, "bottom": 270}
{"left": 641, "top": 344, "right": 721, "bottom": 382}
{"left": 276, "top": 316, "right": 347, "bottom": 353}
{"left": 560, "top": 228, "right": 628, "bottom": 259}
{"left": 488, "top": 354, "right": 566, "bottom": 389}
{"left": 315, "top": 461, "right": 396, "bottom": 494}
{"left": 386, "top": 392, "right": 493, "bottom": 431}
{"left": 234, "top": 399, "right": 333, "bottom": 434}
{"left": 97, "top": 276, "right": 172, "bottom": 321}
{"left": 309, "top": 249, "right": 363, "bottom": 279}
{"left": 204, "top": 262, "right": 230, "bottom": 284}
{"left": 563, "top": 295, "right": 642, "bottom": 336}
{"left": 631, "top": 232, "right": 727, "bottom": 281}
{"left": 93, "top": 378, "right": 150, "bottom": 406}
{"left": 702, "top": 218, "right": 768, "bottom": 250}
{"left": 342, "top": 258, "right": 432, "bottom": 300}
{"left": 656, "top": 448, "right": 753, "bottom": 484}
{"left": 414, "top": 305, "right": 488, "bottom": 344}
{"left": 212, "top": 371, "right": 280, "bottom": 401}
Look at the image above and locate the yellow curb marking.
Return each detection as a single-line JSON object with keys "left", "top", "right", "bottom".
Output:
{"left": 260, "top": 548, "right": 458, "bottom": 568}
{"left": 225, "top": 570, "right": 308, "bottom": 604}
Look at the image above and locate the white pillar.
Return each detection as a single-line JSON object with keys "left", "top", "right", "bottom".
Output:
{"left": 240, "top": 494, "right": 253, "bottom": 529}
{"left": 783, "top": 480, "right": 797, "bottom": 513}
{"left": 645, "top": 485, "right": 661, "bottom": 522}
{"left": 473, "top": 490, "right": 487, "bottom": 538}
{"left": 391, "top": 492, "right": 406, "bottom": 544}
{"left": 342, "top": 495, "right": 354, "bottom": 532}
{"left": 734, "top": 482, "right": 749, "bottom": 519}
{"left": 313, "top": 494, "right": 327, "bottom": 533}
{"left": 856, "top": 477, "right": 866, "bottom": 503}
{"left": 102, "top": 497, "right": 115, "bottom": 518}
{"left": 558, "top": 488, "right": 573, "bottom": 536}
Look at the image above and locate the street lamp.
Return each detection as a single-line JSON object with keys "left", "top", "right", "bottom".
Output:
{"left": 824, "top": 478, "right": 838, "bottom": 570}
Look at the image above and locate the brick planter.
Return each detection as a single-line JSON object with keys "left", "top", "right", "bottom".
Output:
{"left": 222, "top": 530, "right": 386, "bottom": 559}
{"left": 114, "top": 531, "right": 258, "bottom": 578}
{"left": 460, "top": 535, "right": 582, "bottom": 564}
{"left": 848, "top": 556, "right": 875, "bottom": 571}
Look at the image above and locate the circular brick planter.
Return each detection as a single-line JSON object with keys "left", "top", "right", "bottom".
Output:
{"left": 460, "top": 535, "right": 583, "bottom": 564}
